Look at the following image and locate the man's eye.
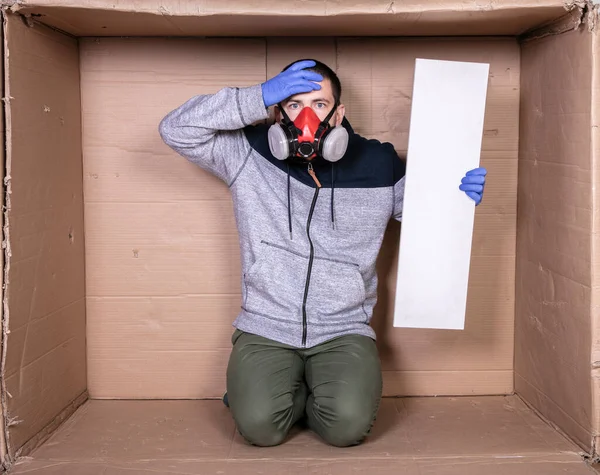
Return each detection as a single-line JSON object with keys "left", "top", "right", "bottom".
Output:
{"left": 316, "top": 103, "right": 325, "bottom": 108}
{"left": 289, "top": 103, "right": 299, "bottom": 109}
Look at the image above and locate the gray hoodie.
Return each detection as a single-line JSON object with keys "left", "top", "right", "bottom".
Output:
{"left": 159, "top": 84, "right": 406, "bottom": 348}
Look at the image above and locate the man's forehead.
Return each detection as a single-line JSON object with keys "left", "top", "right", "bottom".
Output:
{"left": 283, "top": 77, "right": 333, "bottom": 101}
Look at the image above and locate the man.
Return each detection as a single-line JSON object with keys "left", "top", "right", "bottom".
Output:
{"left": 159, "top": 59, "right": 487, "bottom": 448}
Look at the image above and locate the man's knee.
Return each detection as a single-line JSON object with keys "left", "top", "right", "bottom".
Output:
{"left": 231, "top": 400, "right": 290, "bottom": 447}
{"left": 311, "top": 396, "right": 379, "bottom": 447}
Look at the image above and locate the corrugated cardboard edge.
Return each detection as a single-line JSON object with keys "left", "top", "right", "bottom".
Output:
{"left": 591, "top": 6, "right": 600, "bottom": 462}
{"left": 519, "top": 1, "right": 595, "bottom": 41}
{"left": 0, "top": 0, "right": 570, "bottom": 16}
{"left": 0, "top": 8, "right": 12, "bottom": 471}
{"left": 0, "top": 7, "right": 5, "bottom": 471}
{"left": 565, "top": 0, "right": 600, "bottom": 31}
{"left": 0, "top": 2, "right": 574, "bottom": 37}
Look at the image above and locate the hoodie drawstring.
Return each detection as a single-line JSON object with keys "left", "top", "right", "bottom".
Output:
{"left": 287, "top": 163, "right": 293, "bottom": 240}
{"left": 330, "top": 162, "right": 336, "bottom": 230}
{"left": 286, "top": 162, "right": 336, "bottom": 240}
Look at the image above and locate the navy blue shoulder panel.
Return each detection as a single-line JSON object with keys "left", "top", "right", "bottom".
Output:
{"left": 243, "top": 118, "right": 406, "bottom": 189}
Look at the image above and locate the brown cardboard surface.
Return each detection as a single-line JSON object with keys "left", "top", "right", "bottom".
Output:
{"left": 336, "top": 38, "right": 521, "bottom": 151}
{"left": 8, "top": 397, "right": 593, "bottom": 475}
{"left": 11, "top": 0, "right": 569, "bottom": 12}
{"left": 80, "top": 37, "right": 266, "bottom": 398}
{"left": 7, "top": 459, "right": 597, "bottom": 475}
{"left": 382, "top": 370, "right": 514, "bottom": 396}
{"left": 266, "top": 38, "right": 337, "bottom": 79}
{"left": 593, "top": 25, "right": 600, "bottom": 454}
{"left": 3, "top": 14, "right": 87, "bottom": 456}
{"left": 0, "top": 12, "right": 6, "bottom": 467}
{"left": 13, "top": 1, "right": 570, "bottom": 37}
{"left": 416, "top": 458, "right": 595, "bottom": 475}
{"left": 81, "top": 37, "right": 519, "bottom": 399}
{"left": 13, "top": 391, "right": 87, "bottom": 463}
{"left": 516, "top": 26, "right": 594, "bottom": 452}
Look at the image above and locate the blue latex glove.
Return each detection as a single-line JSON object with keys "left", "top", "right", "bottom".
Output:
{"left": 261, "top": 60, "right": 324, "bottom": 108}
{"left": 459, "top": 167, "right": 487, "bottom": 206}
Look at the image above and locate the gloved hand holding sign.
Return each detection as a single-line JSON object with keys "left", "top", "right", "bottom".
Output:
{"left": 459, "top": 167, "right": 487, "bottom": 206}
{"left": 261, "top": 60, "right": 324, "bottom": 108}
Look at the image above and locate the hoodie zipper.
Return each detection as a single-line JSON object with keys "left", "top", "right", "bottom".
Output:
{"left": 302, "top": 162, "right": 321, "bottom": 346}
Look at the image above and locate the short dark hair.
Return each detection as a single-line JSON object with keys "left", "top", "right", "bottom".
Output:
{"left": 282, "top": 58, "right": 342, "bottom": 105}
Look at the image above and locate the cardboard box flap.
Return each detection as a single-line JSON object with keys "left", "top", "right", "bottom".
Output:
{"left": 1, "top": 13, "right": 87, "bottom": 458}
{"left": 516, "top": 24, "right": 595, "bottom": 453}
{"left": 592, "top": 20, "right": 600, "bottom": 454}
{"left": 10, "top": 0, "right": 574, "bottom": 36}
{"left": 8, "top": 0, "right": 571, "bottom": 14}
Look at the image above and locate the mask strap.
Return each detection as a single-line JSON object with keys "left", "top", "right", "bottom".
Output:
{"left": 277, "top": 103, "right": 303, "bottom": 137}
{"left": 315, "top": 102, "right": 340, "bottom": 139}
{"left": 277, "top": 103, "right": 292, "bottom": 124}
{"left": 322, "top": 102, "right": 339, "bottom": 125}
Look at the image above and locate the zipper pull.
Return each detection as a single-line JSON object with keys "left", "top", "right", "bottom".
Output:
{"left": 307, "top": 163, "right": 322, "bottom": 188}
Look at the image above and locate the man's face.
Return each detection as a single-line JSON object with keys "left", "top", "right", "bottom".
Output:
{"left": 277, "top": 78, "right": 345, "bottom": 126}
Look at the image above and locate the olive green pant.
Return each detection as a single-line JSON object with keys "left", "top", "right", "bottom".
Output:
{"left": 226, "top": 329, "right": 383, "bottom": 447}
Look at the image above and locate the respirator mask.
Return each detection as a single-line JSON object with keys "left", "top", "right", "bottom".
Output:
{"left": 268, "top": 103, "right": 349, "bottom": 164}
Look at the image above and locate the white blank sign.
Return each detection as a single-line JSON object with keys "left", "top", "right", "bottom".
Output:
{"left": 393, "top": 58, "right": 490, "bottom": 330}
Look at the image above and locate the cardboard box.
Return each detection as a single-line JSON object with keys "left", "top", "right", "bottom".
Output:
{"left": 1, "top": 0, "right": 600, "bottom": 473}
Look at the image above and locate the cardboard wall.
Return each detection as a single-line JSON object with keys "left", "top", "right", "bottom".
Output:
{"left": 592, "top": 27, "right": 600, "bottom": 454}
{"left": 80, "top": 37, "right": 266, "bottom": 398}
{"left": 3, "top": 15, "right": 87, "bottom": 455}
{"left": 81, "top": 36, "right": 519, "bottom": 399}
{"left": 0, "top": 14, "right": 6, "bottom": 466}
{"left": 10, "top": 0, "right": 569, "bottom": 37}
{"left": 516, "top": 27, "right": 594, "bottom": 452}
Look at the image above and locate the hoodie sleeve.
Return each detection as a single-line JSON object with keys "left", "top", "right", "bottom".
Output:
{"left": 392, "top": 176, "right": 406, "bottom": 222}
{"left": 391, "top": 149, "right": 406, "bottom": 222}
{"left": 158, "top": 84, "right": 269, "bottom": 185}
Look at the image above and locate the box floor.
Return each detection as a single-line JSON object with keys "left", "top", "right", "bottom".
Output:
{"left": 7, "top": 396, "right": 595, "bottom": 474}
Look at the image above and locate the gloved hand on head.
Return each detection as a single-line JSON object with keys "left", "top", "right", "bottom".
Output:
{"left": 459, "top": 167, "right": 487, "bottom": 206}
{"left": 261, "top": 60, "right": 324, "bottom": 108}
